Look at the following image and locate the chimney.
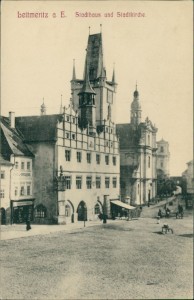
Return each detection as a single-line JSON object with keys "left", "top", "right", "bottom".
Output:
{"left": 9, "top": 112, "right": 15, "bottom": 128}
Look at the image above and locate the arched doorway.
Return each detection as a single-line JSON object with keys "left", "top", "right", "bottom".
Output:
{"left": 0, "top": 208, "right": 6, "bottom": 225}
{"left": 77, "top": 201, "right": 87, "bottom": 221}
{"left": 66, "top": 200, "right": 74, "bottom": 223}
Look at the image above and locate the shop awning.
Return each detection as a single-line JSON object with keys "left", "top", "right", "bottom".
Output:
{"left": 111, "top": 200, "right": 136, "bottom": 210}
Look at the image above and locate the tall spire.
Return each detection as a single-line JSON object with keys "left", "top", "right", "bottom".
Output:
{"left": 112, "top": 63, "right": 116, "bottom": 83}
{"left": 131, "top": 84, "right": 141, "bottom": 126}
{"left": 79, "top": 54, "right": 96, "bottom": 95}
{"left": 72, "top": 59, "right": 76, "bottom": 80}
{"left": 40, "top": 98, "right": 46, "bottom": 116}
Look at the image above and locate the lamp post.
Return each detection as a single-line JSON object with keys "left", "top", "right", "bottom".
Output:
{"left": 55, "top": 166, "right": 66, "bottom": 225}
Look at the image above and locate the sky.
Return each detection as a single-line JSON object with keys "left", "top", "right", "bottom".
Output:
{"left": 1, "top": 1, "right": 193, "bottom": 176}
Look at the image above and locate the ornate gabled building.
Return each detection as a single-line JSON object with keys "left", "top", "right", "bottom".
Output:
{"left": 116, "top": 87, "right": 158, "bottom": 206}
{"left": 0, "top": 30, "right": 120, "bottom": 225}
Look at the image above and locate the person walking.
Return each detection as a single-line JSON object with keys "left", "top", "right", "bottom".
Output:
{"left": 26, "top": 210, "right": 31, "bottom": 231}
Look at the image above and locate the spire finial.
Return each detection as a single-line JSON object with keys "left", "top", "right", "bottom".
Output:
{"left": 100, "top": 24, "right": 102, "bottom": 33}
{"left": 136, "top": 81, "right": 137, "bottom": 91}
{"left": 112, "top": 63, "right": 116, "bottom": 83}
{"left": 72, "top": 59, "right": 76, "bottom": 80}
{"left": 41, "top": 97, "right": 46, "bottom": 115}
{"left": 60, "top": 94, "right": 63, "bottom": 114}
{"left": 89, "top": 26, "right": 90, "bottom": 35}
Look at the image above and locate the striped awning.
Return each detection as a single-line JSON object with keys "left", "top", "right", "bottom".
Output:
{"left": 111, "top": 200, "right": 136, "bottom": 210}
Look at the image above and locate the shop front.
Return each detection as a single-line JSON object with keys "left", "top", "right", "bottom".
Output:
{"left": 11, "top": 199, "right": 35, "bottom": 224}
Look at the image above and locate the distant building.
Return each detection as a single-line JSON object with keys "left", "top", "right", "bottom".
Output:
{"left": 182, "top": 160, "right": 194, "bottom": 195}
{"left": 156, "top": 139, "right": 170, "bottom": 177}
{"left": 116, "top": 87, "right": 158, "bottom": 206}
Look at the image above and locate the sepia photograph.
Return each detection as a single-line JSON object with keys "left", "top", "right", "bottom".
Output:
{"left": 0, "top": 0, "right": 193, "bottom": 299}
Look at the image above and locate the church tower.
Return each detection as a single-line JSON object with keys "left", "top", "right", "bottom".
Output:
{"left": 71, "top": 29, "right": 117, "bottom": 129}
{"left": 130, "top": 86, "right": 141, "bottom": 127}
{"left": 78, "top": 58, "right": 96, "bottom": 135}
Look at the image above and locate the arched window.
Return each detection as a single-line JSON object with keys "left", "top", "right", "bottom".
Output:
{"left": 94, "top": 203, "right": 101, "bottom": 214}
{"left": 35, "top": 204, "right": 47, "bottom": 218}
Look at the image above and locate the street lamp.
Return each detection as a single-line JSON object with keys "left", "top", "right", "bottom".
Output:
{"left": 55, "top": 166, "right": 66, "bottom": 225}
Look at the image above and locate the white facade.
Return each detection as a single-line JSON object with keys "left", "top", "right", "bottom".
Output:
{"left": 56, "top": 105, "right": 120, "bottom": 224}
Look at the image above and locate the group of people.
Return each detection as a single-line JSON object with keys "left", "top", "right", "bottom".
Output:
{"left": 158, "top": 203, "right": 184, "bottom": 219}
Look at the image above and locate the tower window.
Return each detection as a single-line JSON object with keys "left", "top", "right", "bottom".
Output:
{"left": 160, "top": 146, "right": 164, "bottom": 152}
{"left": 65, "top": 150, "right": 71, "bottom": 161}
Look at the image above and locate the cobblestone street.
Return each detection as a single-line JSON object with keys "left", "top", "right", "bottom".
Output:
{"left": 0, "top": 213, "right": 193, "bottom": 299}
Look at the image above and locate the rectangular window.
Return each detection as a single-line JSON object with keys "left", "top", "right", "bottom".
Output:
{"left": 27, "top": 185, "right": 31, "bottom": 196}
{"left": 65, "top": 150, "right": 71, "bottom": 161}
{"left": 20, "top": 186, "right": 25, "bottom": 196}
{"left": 66, "top": 132, "right": 70, "bottom": 139}
{"left": 76, "top": 176, "right": 82, "bottom": 189}
{"left": 0, "top": 190, "right": 5, "bottom": 198}
{"left": 105, "top": 155, "right": 109, "bottom": 165}
{"left": 113, "top": 156, "right": 116, "bottom": 166}
{"left": 15, "top": 162, "right": 19, "bottom": 169}
{"left": 113, "top": 177, "right": 117, "bottom": 188}
{"left": 96, "top": 176, "right": 101, "bottom": 189}
{"left": 86, "top": 176, "right": 92, "bottom": 189}
{"left": 65, "top": 176, "right": 71, "bottom": 189}
{"left": 96, "top": 154, "right": 100, "bottom": 165}
{"left": 87, "top": 153, "right": 91, "bottom": 164}
{"left": 21, "top": 162, "right": 25, "bottom": 170}
{"left": 72, "top": 117, "right": 75, "bottom": 124}
{"left": 0, "top": 171, "right": 5, "bottom": 179}
{"left": 105, "top": 177, "right": 110, "bottom": 188}
{"left": 15, "top": 187, "right": 18, "bottom": 196}
{"left": 66, "top": 115, "right": 70, "bottom": 122}
{"left": 161, "top": 162, "right": 163, "bottom": 168}
{"left": 77, "top": 152, "right": 82, "bottom": 163}
{"left": 72, "top": 134, "right": 75, "bottom": 140}
{"left": 27, "top": 162, "right": 31, "bottom": 170}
